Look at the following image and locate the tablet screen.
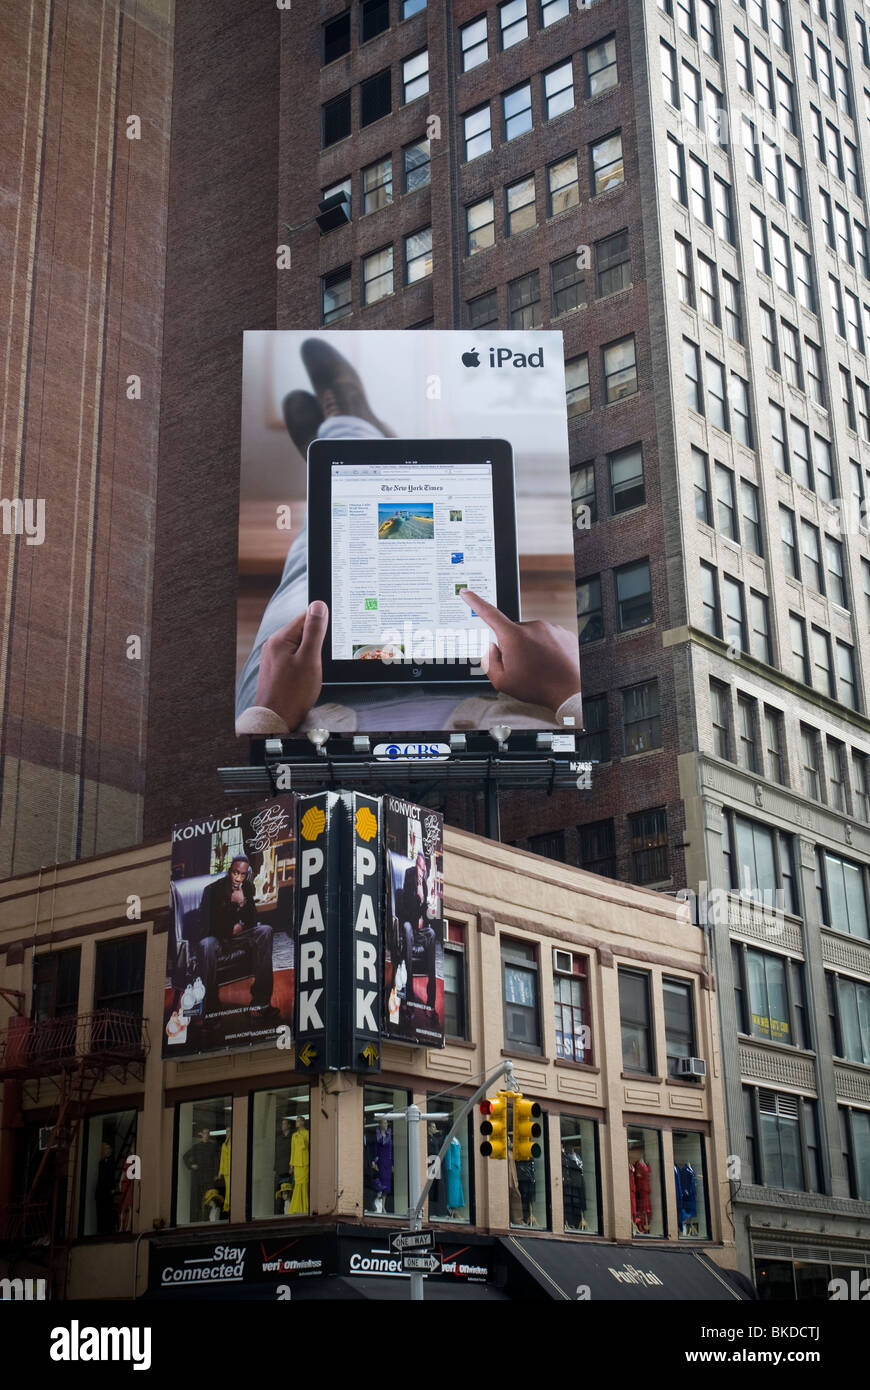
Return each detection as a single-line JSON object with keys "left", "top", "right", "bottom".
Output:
{"left": 330, "top": 461, "right": 498, "bottom": 664}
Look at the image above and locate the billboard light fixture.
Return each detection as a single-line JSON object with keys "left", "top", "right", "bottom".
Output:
{"left": 353, "top": 735, "right": 372, "bottom": 754}
{"left": 489, "top": 723, "right": 512, "bottom": 752}
{"left": 307, "top": 728, "right": 330, "bottom": 757}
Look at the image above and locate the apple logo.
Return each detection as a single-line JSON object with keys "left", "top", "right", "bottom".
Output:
{"left": 462, "top": 348, "right": 480, "bottom": 367}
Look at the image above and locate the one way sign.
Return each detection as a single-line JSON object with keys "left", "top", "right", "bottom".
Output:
{"left": 390, "top": 1230, "right": 434, "bottom": 1253}
{"left": 402, "top": 1253, "right": 441, "bottom": 1274}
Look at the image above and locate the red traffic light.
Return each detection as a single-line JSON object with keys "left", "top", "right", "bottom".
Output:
{"left": 480, "top": 1100, "right": 494, "bottom": 1116}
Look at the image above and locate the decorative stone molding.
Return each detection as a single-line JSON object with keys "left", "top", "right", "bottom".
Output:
{"left": 739, "top": 1043, "right": 816, "bottom": 1092}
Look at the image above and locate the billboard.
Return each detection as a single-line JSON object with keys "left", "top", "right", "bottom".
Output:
{"left": 163, "top": 796, "right": 296, "bottom": 1059}
{"left": 235, "top": 330, "right": 581, "bottom": 736}
{"left": 382, "top": 796, "right": 444, "bottom": 1049}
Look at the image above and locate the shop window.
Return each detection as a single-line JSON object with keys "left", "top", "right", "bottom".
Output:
{"left": 443, "top": 921, "right": 468, "bottom": 1039}
{"left": 501, "top": 938, "right": 541, "bottom": 1051}
{"left": 560, "top": 1116, "right": 600, "bottom": 1233}
{"left": 250, "top": 1085, "right": 310, "bottom": 1220}
{"left": 553, "top": 949, "right": 592, "bottom": 1063}
{"left": 426, "top": 1094, "right": 473, "bottom": 1223}
{"left": 508, "top": 1097, "right": 549, "bottom": 1229}
{"left": 80, "top": 1110, "right": 138, "bottom": 1235}
{"left": 673, "top": 1131, "right": 709, "bottom": 1239}
{"left": 619, "top": 967, "right": 654, "bottom": 1073}
{"left": 176, "top": 1096, "right": 233, "bottom": 1227}
{"left": 627, "top": 1126, "right": 665, "bottom": 1236}
{"left": 364, "top": 1086, "right": 409, "bottom": 1216}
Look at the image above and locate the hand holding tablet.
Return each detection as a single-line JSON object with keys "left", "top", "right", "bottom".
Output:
{"left": 460, "top": 590, "right": 581, "bottom": 714}
{"left": 255, "top": 601, "right": 329, "bottom": 730}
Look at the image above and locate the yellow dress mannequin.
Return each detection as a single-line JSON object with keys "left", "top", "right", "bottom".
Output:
{"left": 289, "top": 1121, "right": 309, "bottom": 1214}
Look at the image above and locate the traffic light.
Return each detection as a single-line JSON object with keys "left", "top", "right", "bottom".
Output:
{"left": 513, "top": 1097, "right": 542, "bottom": 1161}
{"left": 479, "top": 1093, "right": 508, "bottom": 1159}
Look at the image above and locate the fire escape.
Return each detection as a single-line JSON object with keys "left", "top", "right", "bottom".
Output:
{"left": 0, "top": 997, "right": 150, "bottom": 1294}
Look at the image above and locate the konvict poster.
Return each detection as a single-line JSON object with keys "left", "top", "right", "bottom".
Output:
{"left": 235, "top": 330, "right": 581, "bottom": 736}
{"left": 163, "top": 795, "right": 297, "bottom": 1058}
{"left": 382, "top": 796, "right": 444, "bottom": 1049}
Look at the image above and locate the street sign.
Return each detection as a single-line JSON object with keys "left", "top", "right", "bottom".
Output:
{"left": 390, "top": 1230, "right": 434, "bottom": 1253}
{"left": 402, "top": 1253, "right": 441, "bottom": 1274}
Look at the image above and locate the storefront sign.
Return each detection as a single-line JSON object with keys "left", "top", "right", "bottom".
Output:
{"left": 148, "top": 1236, "right": 325, "bottom": 1293}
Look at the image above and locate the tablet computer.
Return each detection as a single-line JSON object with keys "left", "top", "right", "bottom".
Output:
{"left": 307, "top": 437, "right": 520, "bottom": 685}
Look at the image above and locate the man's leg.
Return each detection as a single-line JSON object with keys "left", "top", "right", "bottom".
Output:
{"left": 401, "top": 922, "right": 415, "bottom": 1003}
{"left": 199, "top": 936, "right": 220, "bottom": 1012}
{"left": 421, "top": 925, "right": 437, "bottom": 1008}
{"left": 247, "top": 924, "right": 275, "bottom": 1007}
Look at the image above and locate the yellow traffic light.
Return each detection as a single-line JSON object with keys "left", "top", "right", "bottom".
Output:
{"left": 513, "top": 1097, "right": 542, "bottom": 1161}
{"left": 479, "top": 1093, "right": 508, "bottom": 1159}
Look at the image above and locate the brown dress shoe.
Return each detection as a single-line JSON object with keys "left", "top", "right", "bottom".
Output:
{"left": 282, "top": 390, "right": 325, "bottom": 457}
{"left": 301, "top": 338, "right": 395, "bottom": 435}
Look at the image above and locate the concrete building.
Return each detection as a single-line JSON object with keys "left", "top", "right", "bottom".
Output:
{"left": 0, "top": 825, "right": 744, "bottom": 1300}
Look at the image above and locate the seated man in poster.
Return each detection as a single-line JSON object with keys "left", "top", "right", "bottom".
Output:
{"left": 395, "top": 851, "right": 437, "bottom": 1011}
{"left": 198, "top": 856, "right": 279, "bottom": 1021}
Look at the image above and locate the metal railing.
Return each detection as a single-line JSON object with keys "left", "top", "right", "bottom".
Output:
{"left": 0, "top": 1010, "right": 149, "bottom": 1077}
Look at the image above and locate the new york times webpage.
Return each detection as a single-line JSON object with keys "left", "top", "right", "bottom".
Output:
{"left": 330, "top": 463, "right": 498, "bottom": 662}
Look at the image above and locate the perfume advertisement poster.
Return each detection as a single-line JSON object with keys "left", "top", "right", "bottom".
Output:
{"left": 382, "top": 797, "right": 444, "bottom": 1048}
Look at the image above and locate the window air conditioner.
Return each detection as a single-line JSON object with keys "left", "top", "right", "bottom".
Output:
{"left": 316, "top": 191, "right": 351, "bottom": 233}
{"left": 677, "top": 1056, "right": 707, "bottom": 1078}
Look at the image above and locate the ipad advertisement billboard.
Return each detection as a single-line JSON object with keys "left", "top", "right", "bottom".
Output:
{"left": 163, "top": 795, "right": 296, "bottom": 1059}
{"left": 236, "top": 331, "right": 581, "bottom": 736}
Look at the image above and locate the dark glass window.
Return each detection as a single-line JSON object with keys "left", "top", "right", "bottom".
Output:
{"left": 361, "top": 0, "right": 390, "bottom": 42}
{"left": 323, "top": 12, "right": 351, "bottom": 64}
{"left": 614, "top": 559, "right": 652, "bottom": 631}
{"left": 577, "top": 695, "right": 609, "bottom": 763}
{"left": 578, "top": 819, "right": 616, "bottom": 877}
{"left": 501, "top": 938, "right": 541, "bottom": 1051}
{"left": 619, "top": 968, "right": 654, "bottom": 1073}
{"left": 663, "top": 978, "right": 696, "bottom": 1075}
{"left": 322, "top": 92, "right": 351, "bottom": 147}
{"left": 622, "top": 680, "right": 661, "bottom": 755}
{"left": 443, "top": 921, "right": 468, "bottom": 1040}
{"left": 628, "top": 807, "right": 669, "bottom": 884}
{"left": 94, "top": 936, "right": 146, "bottom": 1018}
{"left": 361, "top": 69, "right": 391, "bottom": 126}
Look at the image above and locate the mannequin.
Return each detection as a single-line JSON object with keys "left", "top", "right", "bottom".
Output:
{"left": 562, "top": 1136, "right": 588, "bottom": 1231}
{"left": 676, "top": 1160, "right": 697, "bottom": 1236}
{"left": 427, "top": 1123, "right": 446, "bottom": 1217}
{"left": 370, "top": 1116, "right": 393, "bottom": 1214}
{"left": 275, "top": 1117, "right": 293, "bottom": 1215}
{"left": 444, "top": 1135, "right": 464, "bottom": 1217}
{"left": 289, "top": 1116, "right": 310, "bottom": 1214}
{"left": 629, "top": 1140, "right": 651, "bottom": 1235}
{"left": 204, "top": 1127, "right": 231, "bottom": 1222}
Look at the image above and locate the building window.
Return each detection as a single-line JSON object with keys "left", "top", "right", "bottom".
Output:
{"left": 722, "top": 811, "right": 798, "bottom": 916}
{"left": 548, "top": 154, "right": 579, "bottom": 214}
{"left": 750, "top": 1089, "right": 822, "bottom": 1193}
{"left": 750, "top": 590, "right": 772, "bottom": 664}
{"left": 443, "top": 921, "right": 468, "bottom": 1039}
{"left": 576, "top": 574, "right": 603, "bottom": 644}
{"left": 403, "top": 138, "right": 431, "bottom": 191}
{"left": 507, "top": 175, "right": 537, "bottom": 236}
{"left": 697, "top": 254, "right": 719, "bottom": 326}
{"left": 529, "top": 830, "right": 566, "bottom": 862}
{"left": 464, "top": 105, "right": 491, "bottom": 160}
{"left": 731, "top": 374, "right": 753, "bottom": 448}
{"left": 714, "top": 177, "right": 734, "bottom": 242}
{"left": 364, "top": 1087, "right": 410, "bottom": 1216}
{"left": 561, "top": 1116, "right": 600, "bottom": 1234}
{"left": 852, "top": 750, "right": 870, "bottom": 821}
{"left": 741, "top": 481, "right": 761, "bottom": 555}
{"left": 322, "top": 91, "right": 351, "bottom": 147}
{"left": 508, "top": 270, "right": 541, "bottom": 328}
{"left": 682, "top": 60, "right": 702, "bottom": 128}
{"left": 700, "top": 560, "right": 720, "bottom": 636}
{"left": 619, "top": 968, "right": 654, "bottom": 1073}
{"left": 602, "top": 335, "right": 637, "bottom": 402}
{"left": 461, "top": 16, "right": 488, "bottom": 71}
{"left": 321, "top": 266, "right": 352, "bottom": 325}
{"left": 811, "top": 627, "right": 834, "bottom": 698}
{"left": 693, "top": 448, "right": 711, "bottom": 524}
{"left": 622, "top": 680, "right": 661, "bottom": 755}
{"left": 710, "top": 679, "right": 731, "bottom": 759}
{"left": 674, "top": 1131, "right": 709, "bottom": 1239}
{"left": 826, "top": 535, "right": 847, "bottom": 608}
{"left": 586, "top": 35, "right": 618, "bottom": 95}
{"left": 770, "top": 401, "right": 787, "bottom": 472}
{"left": 668, "top": 136, "right": 687, "bottom": 205}
{"left": 576, "top": 695, "right": 609, "bottom": 762}
{"left": 627, "top": 1127, "right": 665, "bottom": 1236}
{"left": 737, "top": 694, "right": 759, "bottom": 772}
{"left": 684, "top": 339, "right": 702, "bottom": 414}
{"left": 361, "top": 0, "right": 390, "bottom": 42}
{"left": 715, "top": 463, "right": 737, "bottom": 540}
{"left": 508, "top": 1094, "right": 549, "bottom": 1229}
{"left": 176, "top": 1096, "right": 233, "bottom": 1226}
{"left": 590, "top": 132, "right": 624, "bottom": 194}
{"left": 734, "top": 946, "right": 802, "bottom": 1047}
{"left": 544, "top": 60, "right": 574, "bottom": 120}
{"left": 94, "top": 936, "right": 146, "bottom": 1019}
{"left": 403, "top": 50, "right": 429, "bottom": 104}
{"left": 362, "top": 157, "right": 392, "bottom": 214}
{"left": 566, "top": 354, "right": 590, "bottom": 416}
{"left": 828, "top": 975, "right": 870, "bottom": 1064}
{"left": 503, "top": 83, "right": 532, "bottom": 141}
{"left": 32, "top": 947, "right": 81, "bottom": 1021}
{"left": 579, "top": 819, "right": 616, "bottom": 877}
{"left": 551, "top": 252, "right": 585, "bottom": 315}
{"left": 827, "top": 737, "right": 846, "bottom": 811}
{"left": 698, "top": 0, "right": 718, "bottom": 57}
{"left": 780, "top": 320, "right": 802, "bottom": 391}
{"left": 764, "top": 706, "right": 785, "bottom": 784}
{"left": 596, "top": 230, "right": 630, "bottom": 297}
{"left": 801, "top": 723, "right": 822, "bottom": 799}
{"left": 468, "top": 289, "right": 498, "bottom": 329}
{"left": 499, "top": 0, "right": 527, "bottom": 49}
{"left": 664, "top": 977, "right": 696, "bottom": 1077}
{"left": 360, "top": 69, "right": 391, "bottom": 126}
{"left": 81, "top": 1109, "right": 138, "bottom": 1235}
{"left": 405, "top": 227, "right": 432, "bottom": 283}
{"left": 250, "top": 1086, "right": 310, "bottom": 1219}
{"left": 426, "top": 1093, "right": 472, "bottom": 1223}
{"left": 363, "top": 246, "right": 393, "bottom": 304}
{"left": 542, "top": 0, "right": 570, "bottom": 26}
{"left": 837, "top": 640, "right": 858, "bottom": 709}
{"left": 688, "top": 154, "right": 711, "bottom": 224}
{"left": 817, "top": 849, "right": 869, "bottom": 939}
{"left": 323, "top": 12, "right": 351, "bottom": 65}
{"left": 675, "top": 236, "right": 694, "bottom": 306}
{"left": 801, "top": 522, "right": 824, "bottom": 594}
{"left": 501, "top": 938, "right": 541, "bottom": 1051}
{"left": 790, "top": 612, "right": 810, "bottom": 684}
{"left": 628, "top": 807, "right": 669, "bottom": 885}
{"left": 615, "top": 558, "right": 652, "bottom": 631}
{"left": 467, "top": 196, "right": 495, "bottom": 254}
{"left": 553, "top": 950, "right": 592, "bottom": 1063}
{"left": 609, "top": 444, "right": 644, "bottom": 513}
{"left": 403, "top": 0, "right": 427, "bottom": 15}
{"left": 722, "top": 574, "right": 746, "bottom": 652}
{"left": 841, "top": 1108, "right": 870, "bottom": 1200}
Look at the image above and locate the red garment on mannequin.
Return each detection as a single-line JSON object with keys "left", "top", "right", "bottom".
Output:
{"left": 634, "top": 1159, "right": 652, "bottom": 1231}
{"left": 628, "top": 1162, "right": 637, "bottom": 1224}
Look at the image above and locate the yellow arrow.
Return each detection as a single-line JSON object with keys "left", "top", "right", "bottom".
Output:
{"left": 362, "top": 1043, "right": 379, "bottom": 1066}
{"left": 299, "top": 1043, "right": 317, "bottom": 1067}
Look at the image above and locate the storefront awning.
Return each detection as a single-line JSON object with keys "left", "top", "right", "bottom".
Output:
{"left": 500, "top": 1237, "right": 754, "bottom": 1301}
